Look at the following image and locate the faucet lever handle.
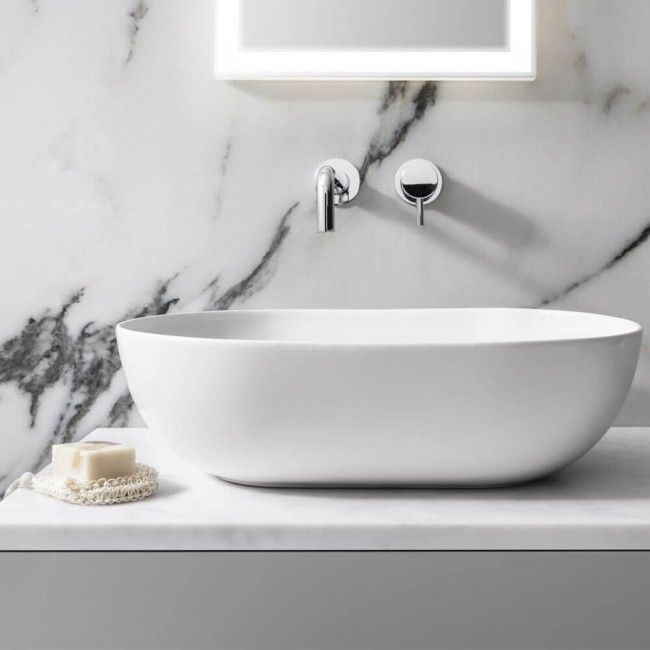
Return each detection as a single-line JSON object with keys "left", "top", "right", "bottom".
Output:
{"left": 395, "top": 160, "right": 443, "bottom": 226}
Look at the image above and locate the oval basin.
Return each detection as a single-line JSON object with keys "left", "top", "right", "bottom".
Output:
{"left": 117, "top": 309, "right": 642, "bottom": 487}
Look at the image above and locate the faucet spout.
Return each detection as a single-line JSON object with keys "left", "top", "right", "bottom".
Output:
{"left": 316, "top": 165, "right": 336, "bottom": 233}
{"left": 313, "top": 159, "right": 360, "bottom": 233}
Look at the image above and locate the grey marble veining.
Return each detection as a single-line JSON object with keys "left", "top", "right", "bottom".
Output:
{"left": 1, "top": 1, "right": 650, "bottom": 493}
{"left": 1, "top": 427, "right": 650, "bottom": 550}
{"left": 124, "top": 1, "right": 148, "bottom": 66}
{"left": 539, "top": 221, "right": 650, "bottom": 306}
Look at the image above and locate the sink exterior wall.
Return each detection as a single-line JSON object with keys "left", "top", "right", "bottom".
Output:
{"left": 1, "top": 0, "right": 650, "bottom": 491}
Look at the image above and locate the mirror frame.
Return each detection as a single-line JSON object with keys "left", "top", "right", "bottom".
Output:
{"left": 214, "top": 0, "right": 536, "bottom": 80}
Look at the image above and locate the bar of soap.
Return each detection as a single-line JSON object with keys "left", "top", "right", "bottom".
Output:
{"left": 52, "top": 441, "right": 136, "bottom": 482}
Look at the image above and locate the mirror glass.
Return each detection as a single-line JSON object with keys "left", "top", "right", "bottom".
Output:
{"left": 240, "top": 0, "right": 508, "bottom": 52}
{"left": 215, "top": 0, "right": 535, "bottom": 80}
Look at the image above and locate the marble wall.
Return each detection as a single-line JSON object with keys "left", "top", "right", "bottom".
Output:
{"left": 1, "top": 0, "right": 650, "bottom": 493}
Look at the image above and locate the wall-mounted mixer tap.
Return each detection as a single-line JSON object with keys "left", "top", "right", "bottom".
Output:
{"left": 395, "top": 159, "right": 443, "bottom": 226}
{"left": 314, "top": 159, "right": 360, "bottom": 232}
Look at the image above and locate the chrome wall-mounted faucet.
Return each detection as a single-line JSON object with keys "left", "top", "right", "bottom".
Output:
{"left": 395, "top": 159, "right": 443, "bottom": 226}
{"left": 314, "top": 159, "right": 360, "bottom": 232}
{"left": 312, "top": 158, "right": 441, "bottom": 232}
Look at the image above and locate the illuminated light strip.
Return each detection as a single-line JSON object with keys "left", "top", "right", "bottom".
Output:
{"left": 215, "top": 0, "right": 536, "bottom": 80}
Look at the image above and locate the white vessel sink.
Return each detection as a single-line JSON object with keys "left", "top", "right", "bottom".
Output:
{"left": 117, "top": 309, "right": 641, "bottom": 487}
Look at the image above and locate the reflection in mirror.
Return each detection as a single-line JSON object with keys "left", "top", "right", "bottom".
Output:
{"left": 240, "top": 0, "right": 508, "bottom": 51}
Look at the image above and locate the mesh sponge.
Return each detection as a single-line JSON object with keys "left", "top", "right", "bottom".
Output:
{"left": 5, "top": 464, "right": 158, "bottom": 505}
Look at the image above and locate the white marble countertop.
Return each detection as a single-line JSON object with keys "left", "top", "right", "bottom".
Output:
{"left": 1, "top": 427, "right": 649, "bottom": 551}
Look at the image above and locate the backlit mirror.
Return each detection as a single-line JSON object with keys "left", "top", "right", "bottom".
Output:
{"left": 215, "top": 0, "right": 536, "bottom": 80}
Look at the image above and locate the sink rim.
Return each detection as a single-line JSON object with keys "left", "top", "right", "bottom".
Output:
{"left": 116, "top": 307, "right": 642, "bottom": 348}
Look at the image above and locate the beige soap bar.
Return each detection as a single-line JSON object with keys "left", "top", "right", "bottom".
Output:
{"left": 52, "top": 441, "right": 136, "bottom": 482}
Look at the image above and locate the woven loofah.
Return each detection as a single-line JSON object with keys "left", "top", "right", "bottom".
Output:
{"left": 4, "top": 464, "right": 158, "bottom": 505}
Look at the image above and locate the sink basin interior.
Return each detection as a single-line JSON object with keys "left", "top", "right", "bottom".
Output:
{"left": 119, "top": 308, "right": 640, "bottom": 345}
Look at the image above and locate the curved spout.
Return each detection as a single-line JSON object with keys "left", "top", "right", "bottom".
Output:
{"left": 316, "top": 165, "right": 335, "bottom": 233}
